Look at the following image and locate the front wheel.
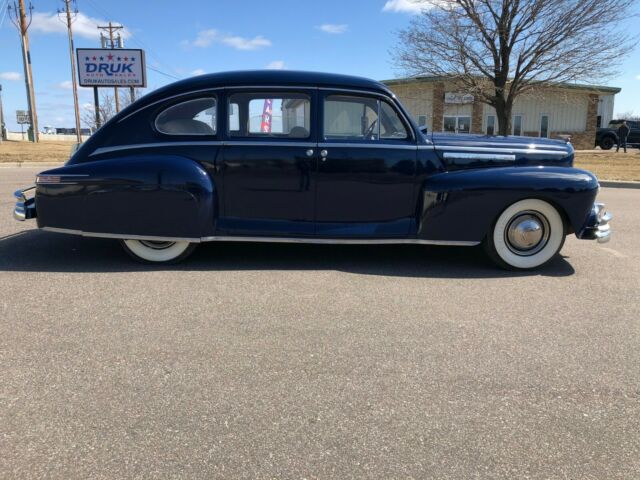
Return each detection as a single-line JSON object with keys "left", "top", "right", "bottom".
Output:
{"left": 120, "top": 239, "right": 197, "bottom": 264}
{"left": 599, "top": 136, "right": 615, "bottom": 150}
{"left": 484, "top": 199, "right": 566, "bottom": 270}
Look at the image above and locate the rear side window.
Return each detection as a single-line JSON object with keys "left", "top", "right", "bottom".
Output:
{"left": 156, "top": 97, "right": 217, "bottom": 135}
{"left": 228, "top": 93, "right": 311, "bottom": 139}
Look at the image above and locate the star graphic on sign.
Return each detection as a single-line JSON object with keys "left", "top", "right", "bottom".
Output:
{"left": 85, "top": 56, "right": 89, "bottom": 61}
{"left": 124, "top": 56, "right": 128, "bottom": 61}
{"left": 131, "top": 57, "right": 135, "bottom": 61}
{"left": 117, "top": 57, "right": 121, "bottom": 61}
{"left": 107, "top": 54, "right": 113, "bottom": 61}
{"left": 92, "top": 56, "right": 97, "bottom": 60}
{"left": 99, "top": 56, "right": 104, "bottom": 61}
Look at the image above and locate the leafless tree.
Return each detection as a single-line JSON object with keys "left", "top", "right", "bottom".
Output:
{"left": 393, "top": 0, "right": 637, "bottom": 135}
{"left": 614, "top": 111, "right": 640, "bottom": 122}
{"left": 82, "top": 88, "right": 145, "bottom": 131}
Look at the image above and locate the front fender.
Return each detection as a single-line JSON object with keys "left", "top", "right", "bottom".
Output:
{"left": 417, "top": 166, "right": 599, "bottom": 242}
{"left": 36, "top": 155, "right": 216, "bottom": 238}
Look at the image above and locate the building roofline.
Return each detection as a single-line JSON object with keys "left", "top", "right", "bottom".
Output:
{"left": 382, "top": 75, "right": 621, "bottom": 94}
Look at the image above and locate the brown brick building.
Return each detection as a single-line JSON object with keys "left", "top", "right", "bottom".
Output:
{"left": 383, "top": 76, "right": 621, "bottom": 150}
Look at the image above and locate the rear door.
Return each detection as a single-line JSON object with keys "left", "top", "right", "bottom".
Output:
{"left": 219, "top": 89, "right": 317, "bottom": 236}
{"left": 315, "top": 91, "right": 417, "bottom": 237}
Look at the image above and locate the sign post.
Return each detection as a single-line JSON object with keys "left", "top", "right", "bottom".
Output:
{"left": 16, "top": 110, "right": 29, "bottom": 140}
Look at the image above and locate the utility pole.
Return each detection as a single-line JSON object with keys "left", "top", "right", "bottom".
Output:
{"left": 59, "top": 0, "right": 82, "bottom": 143}
{"left": 9, "top": 0, "right": 39, "bottom": 142}
{"left": 98, "top": 22, "right": 124, "bottom": 112}
{"left": 0, "top": 84, "right": 5, "bottom": 144}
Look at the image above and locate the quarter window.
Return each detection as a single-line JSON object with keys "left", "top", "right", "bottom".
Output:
{"left": 486, "top": 115, "right": 496, "bottom": 135}
{"left": 228, "top": 93, "right": 311, "bottom": 139}
{"left": 155, "top": 97, "right": 217, "bottom": 135}
{"left": 323, "top": 95, "right": 409, "bottom": 141}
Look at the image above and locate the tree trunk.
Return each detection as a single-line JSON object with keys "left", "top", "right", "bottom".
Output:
{"left": 494, "top": 97, "right": 513, "bottom": 137}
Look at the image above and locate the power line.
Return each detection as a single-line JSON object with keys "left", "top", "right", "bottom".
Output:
{"left": 0, "top": 0, "right": 10, "bottom": 29}
{"left": 82, "top": 0, "right": 182, "bottom": 82}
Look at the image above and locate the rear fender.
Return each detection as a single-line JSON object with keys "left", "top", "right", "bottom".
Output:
{"left": 417, "top": 167, "right": 599, "bottom": 243}
{"left": 35, "top": 155, "right": 215, "bottom": 238}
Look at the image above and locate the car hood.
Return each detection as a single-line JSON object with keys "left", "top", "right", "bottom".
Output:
{"left": 429, "top": 133, "right": 574, "bottom": 171}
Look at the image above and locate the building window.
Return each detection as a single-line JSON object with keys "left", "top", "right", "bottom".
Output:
{"left": 486, "top": 115, "right": 496, "bottom": 135}
{"left": 540, "top": 115, "right": 550, "bottom": 138}
{"left": 418, "top": 115, "right": 427, "bottom": 127}
{"left": 444, "top": 116, "right": 471, "bottom": 134}
{"left": 512, "top": 115, "right": 523, "bottom": 136}
{"left": 596, "top": 115, "right": 602, "bottom": 128}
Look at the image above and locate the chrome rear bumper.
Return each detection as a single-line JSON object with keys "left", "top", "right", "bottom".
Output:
{"left": 580, "top": 202, "right": 612, "bottom": 243}
{"left": 13, "top": 186, "right": 37, "bottom": 221}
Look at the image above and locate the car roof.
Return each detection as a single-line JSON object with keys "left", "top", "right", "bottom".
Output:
{"left": 137, "top": 70, "right": 393, "bottom": 106}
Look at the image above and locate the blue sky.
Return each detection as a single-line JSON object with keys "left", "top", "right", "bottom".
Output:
{"left": 1, "top": 0, "right": 639, "bottom": 131}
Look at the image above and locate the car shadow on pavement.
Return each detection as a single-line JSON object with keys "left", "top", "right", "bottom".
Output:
{"left": 0, "top": 229, "right": 575, "bottom": 278}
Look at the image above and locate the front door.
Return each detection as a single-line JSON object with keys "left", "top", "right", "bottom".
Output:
{"left": 314, "top": 91, "right": 417, "bottom": 237}
{"left": 219, "top": 89, "right": 317, "bottom": 236}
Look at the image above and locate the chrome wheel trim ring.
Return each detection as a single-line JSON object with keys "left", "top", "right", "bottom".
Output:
{"left": 504, "top": 210, "right": 550, "bottom": 256}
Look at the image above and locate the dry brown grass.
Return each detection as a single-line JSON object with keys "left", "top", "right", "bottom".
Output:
{"left": 2, "top": 139, "right": 639, "bottom": 182}
{"left": 574, "top": 149, "right": 640, "bottom": 182}
{"left": 0, "top": 140, "right": 74, "bottom": 164}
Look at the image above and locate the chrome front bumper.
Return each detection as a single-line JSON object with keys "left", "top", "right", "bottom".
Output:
{"left": 13, "top": 186, "right": 37, "bottom": 221}
{"left": 581, "top": 202, "right": 612, "bottom": 243}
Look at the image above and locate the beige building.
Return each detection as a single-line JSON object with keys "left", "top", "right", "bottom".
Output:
{"left": 384, "top": 76, "right": 620, "bottom": 150}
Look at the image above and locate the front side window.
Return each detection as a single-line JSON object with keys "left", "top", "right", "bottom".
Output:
{"left": 155, "top": 97, "right": 217, "bottom": 135}
{"left": 323, "top": 95, "right": 409, "bottom": 141}
{"left": 228, "top": 93, "right": 311, "bottom": 139}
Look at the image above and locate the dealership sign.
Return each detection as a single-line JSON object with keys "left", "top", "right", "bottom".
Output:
{"left": 76, "top": 48, "right": 146, "bottom": 87}
{"left": 444, "top": 92, "right": 475, "bottom": 104}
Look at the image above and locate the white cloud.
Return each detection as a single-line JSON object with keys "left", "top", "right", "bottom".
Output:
{"left": 30, "top": 12, "right": 130, "bottom": 40}
{"left": 57, "top": 80, "right": 73, "bottom": 90}
{"left": 221, "top": 35, "right": 271, "bottom": 50}
{"left": 265, "top": 60, "right": 285, "bottom": 70}
{"left": 316, "top": 24, "right": 348, "bottom": 34}
{"left": 187, "top": 30, "right": 272, "bottom": 50}
{"left": 382, "top": 0, "right": 429, "bottom": 13}
{"left": 191, "top": 68, "right": 206, "bottom": 76}
{"left": 193, "top": 29, "right": 217, "bottom": 48}
{"left": 0, "top": 71, "right": 22, "bottom": 81}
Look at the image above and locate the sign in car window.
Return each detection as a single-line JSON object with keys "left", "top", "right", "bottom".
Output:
{"left": 76, "top": 48, "right": 147, "bottom": 87}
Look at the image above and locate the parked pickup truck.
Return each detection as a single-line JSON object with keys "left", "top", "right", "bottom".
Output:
{"left": 596, "top": 120, "right": 640, "bottom": 150}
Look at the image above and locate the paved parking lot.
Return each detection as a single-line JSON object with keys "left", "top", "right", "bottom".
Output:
{"left": 1, "top": 167, "right": 639, "bottom": 479}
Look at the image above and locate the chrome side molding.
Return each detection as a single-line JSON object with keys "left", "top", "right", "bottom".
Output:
{"left": 41, "top": 226, "right": 480, "bottom": 247}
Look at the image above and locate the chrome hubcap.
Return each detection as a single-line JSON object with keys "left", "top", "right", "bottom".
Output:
{"left": 505, "top": 211, "right": 550, "bottom": 256}
{"left": 139, "top": 240, "right": 175, "bottom": 250}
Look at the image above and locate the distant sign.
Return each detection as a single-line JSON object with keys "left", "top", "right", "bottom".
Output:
{"left": 76, "top": 48, "right": 146, "bottom": 87}
{"left": 16, "top": 110, "right": 30, "bottom": 124}
{"left": 444, "top": 92, "right": 475, "bottom": 104}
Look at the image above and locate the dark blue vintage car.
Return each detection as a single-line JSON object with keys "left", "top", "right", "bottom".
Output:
{"left": 13, "top": 71, "right": 611, "bottom": 269}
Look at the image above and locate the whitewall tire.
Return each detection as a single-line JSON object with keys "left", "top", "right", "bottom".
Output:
{"left": 484, "top": 199, "right": 566, "bottom": 270}
{"left": 121, "top": 239, "right": 196, "bottom": 264}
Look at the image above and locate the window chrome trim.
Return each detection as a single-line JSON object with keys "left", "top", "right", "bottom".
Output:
{"left": 438, "top": 141, "right": 567, "bottom": 151}
{"left": 443, "top": 152, "right": 516, "bottom": 161}
{"left": 224, "top": 141, "right": 316, "bottom": 148}
{"left": 42, "top": 226, "right": 479, "bottom": 247}
{"left": 318, "top": 142, "right": 417, "bottom": 150}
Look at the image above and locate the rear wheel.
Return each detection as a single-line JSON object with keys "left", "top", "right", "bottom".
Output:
{"left": 599, "top": 136, "right": 615, "bottom": 150}
{"left": 484, "top": 199, "right": 566, "bottom": 270}
{"left": 120, "top": 239, "right": 196, "bottom": 264}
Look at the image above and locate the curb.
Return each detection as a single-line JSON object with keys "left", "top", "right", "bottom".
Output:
{"left": 600, "top": 180, "right": 640, "bottom": 189}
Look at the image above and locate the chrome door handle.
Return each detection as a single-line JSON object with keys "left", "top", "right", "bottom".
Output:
{"left": 305, "top": 149, "right": 314, "bottom": 157}
{"left": 320, "top": 149, "right": 328, "bottom": 161}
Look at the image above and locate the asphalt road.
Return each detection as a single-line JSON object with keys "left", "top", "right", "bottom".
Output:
{"left": 1, "top": 167, "right": 639, "bottom": 479}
